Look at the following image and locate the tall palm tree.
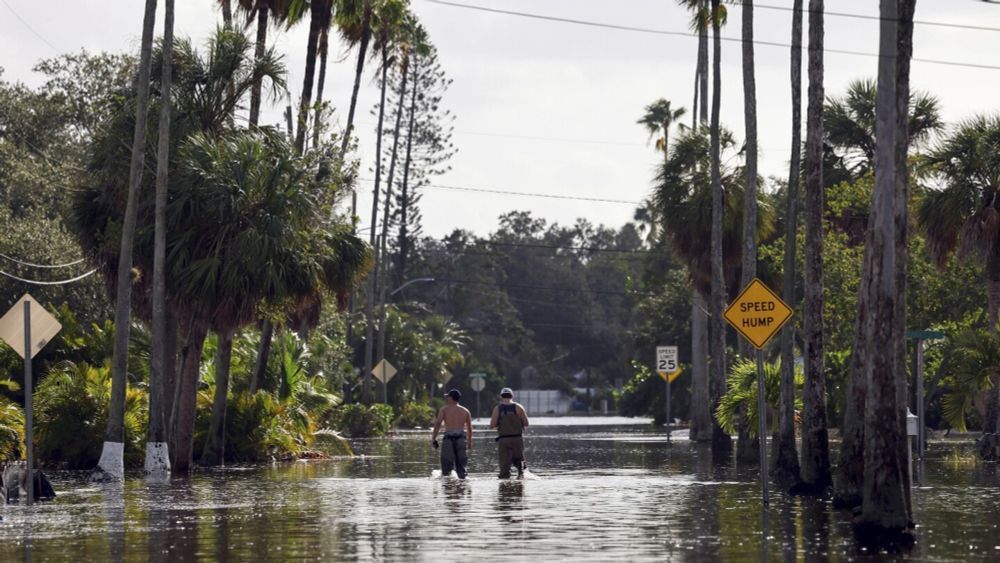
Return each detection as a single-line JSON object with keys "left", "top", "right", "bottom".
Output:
{"left": 773, "top": 0, "right": 803, "bottom": 486}
{"left": 227, "top": 1, "right": 293, "bottom": 127}
{"left": 708, "top": 0, "right": 730, "bottom": 454}
{"left": 94, "top": 0, "right": 159, "bottom": 482}
{"left": 798, "top": 0, "right": 831, "bottom": 492}
{"left": 337, "top": 0, "right": 374, "bottom": 162}
{"left": 147, "top": 0, "right": 176, "bottom": 476}
{"left": 678, "top": 0, "right": 714, "bottom": 443}
{"left": 855, "top": 0, "right": 913, "bottom": 537}
{"left": 638, "top": 99, "right": 687, "bottom": 163}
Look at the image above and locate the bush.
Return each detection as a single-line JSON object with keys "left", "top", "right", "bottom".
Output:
{"left": 395, "top": 402, "right": 435, "bottom": 429}
{"left": 330, "top": 403, "right": 394, "bottom": 437}
{"left": 0, "top": 390, "right": 24, "bottom": 462}
{"left": 34, "top": 361, "right": 147, "bottom": 469}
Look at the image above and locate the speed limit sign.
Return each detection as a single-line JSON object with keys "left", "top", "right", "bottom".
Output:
{"left": 656, "top": 346, "right": 678, "bottom": 374}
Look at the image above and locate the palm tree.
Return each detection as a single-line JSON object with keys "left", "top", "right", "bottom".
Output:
{"left": 798, "top": 0, "right": 831, "bottom": 493}
{"left": 855, "top": 0, "right": 913, "bottom": 537}
{"left": 919, "top": 118, "right": 1000, "bottom": 444}
{"left": 147, "top": 0, "right": 176, "bottom": 475}
{"left": 824, "top": 78, "right": 942, "bottom": 178}
{"left": 708, "top": 0, "right": 730, "bottom": 454}
{"left": 177, "top": 131, "right": 370, "bottom": 466}
{"left": 773, "top": 0, "right": 803, "bottom": 486}
{"left": 76, "top": 28, "right": 290, "bottom": 472}
{"left": 677, "top": 0, "right": 710, "bottom": 125}
{"left": 337, "top": 0, "right": 375, "bottom": 162}
{"left": 94, "top": 0, "right": 159, "bottom": 482}
{"left": 637, "top": 99, "right": 687, "bottom": 163}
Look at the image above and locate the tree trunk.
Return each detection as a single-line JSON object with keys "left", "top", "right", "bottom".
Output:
{"left": 738, "top": 0, "right": 758, "bottom": 366}
{"left": 376, "top": 52, "right": 411, "bottom": 370}
{"left": 893, "top": 0, "right": 916, "bottom": 521}
{"left": 248, "top": 5, "right": 269, "bottom": 127}
{"left": 799, "top": 0, "right": 831, "bottom": 492}
{"left": 202, "top": 330, "right": 234, "bottom": 466}
{"left": 312, "top": 26, "right": 330, "bottom": 149}
{"left": 856, "top": 0, "right": 911, "bottom": 539}
{"left": 294, "top": 2, "right": 327, "bottom": 154}
{"left": 162, "top": 308, "right": 179, "bottom": 442}
{"left": 690, "top": 292, "right": 711, "bottom": 441}
{"left": 773, "top": 0, "right": 803, "bottom": 487}
{"left": 341, "top": 6, "right": 373, "bottom": 160}
{"left": 147, "top": 0, "right": 174, "bottom": 475}
{"left": 709, "top": 0, "right": 731, "bottom": 455}
{"left": 96, "top": 0, "right": 158, "bottom": 483}
{"left": 250, "top": 319, "right": 272, "bottom": 394}
{"left": 364, "top": 46, "right": 391, "bottom": 404}
{"left": 221, "top": 0, "right": 232, "bottom": 28}
{"left": 698, "top": 0, "right": 709, "bottom": 125}
{"left": 395, "top": 57, "right": 420, "bottom": 294}
{"left": 170, "top": 323, "right": 208, "bottom": 473}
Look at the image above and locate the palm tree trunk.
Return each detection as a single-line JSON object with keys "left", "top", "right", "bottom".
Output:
{"left": 799, "top": 0, "right": 831, "bottom": 492}
{"left": 341, "top": 7, "right": 373, "bottom": 161}
{"left": 857, "top": 0, "right": 910, "bottom": 536}
{"left": 221, "top": 0, "right": 232, "bottom": 28}
{"left": 147, "top": 0, "right": 175, "bottom": 476}
{"left": 376, "top": 52, "right": 411, "bottom": 370}
{"left": 294, "top": 2, "right": 326, "bottom": 154}
{"left": 170, "top": 323, "right": 208, "bottom": 473}
{"left": 96, "top": 0, "right": 158, "bottom": 483}
{"left": 698, "top": 0, "right": 709, "bottom": 125}
{"left": 893, "top": 0, "right": 916, "bottom": 520}
{"left": 773, "top": 0, "right": 803, "bottom": 486}
{"left": 202, "top": 330, "right": 234, "bottom": 466}
{"left": 395, "top": 57, "right": 420, "bottom": 293}
{"left": 690, "top": 292, "right": 711, "bottom": 441}
{"left": 250, "top": 319, "right": 272, "bottom": 393}
{"left": 708, "top": 0, "right": 730, "bottom": 455}
{"left": 736, "top": 1, "right": 760, "bottom": 465}
{"left": 312, "top": 26, "right": 330, "bottom": 149}
{"left": 248, "top": 5, "right": 269, "bottom": 127}
{"left": 364, "top": 46, "right": 391, "bottom": 404}
{"left": 162, "top": 308, "right": 179, "bottom": 441}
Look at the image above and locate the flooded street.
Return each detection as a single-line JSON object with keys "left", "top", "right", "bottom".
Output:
{"left": 2, "top": 421, "right": 1000, "bottom": 561}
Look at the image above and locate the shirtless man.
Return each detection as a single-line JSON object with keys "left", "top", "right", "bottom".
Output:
{"left": 431, "top": 389, "right": 473, "bottom": 479}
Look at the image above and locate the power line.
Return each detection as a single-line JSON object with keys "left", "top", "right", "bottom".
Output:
{"left": 0, "top": 0, "right": 59, "bottom": 52}
{"left": 434, "top": 276, "right": 654, "bottom": 297}
{"left": 723, "top": 0, "right": 1000, "bottom": 34}
{"left": 0, "top": 253, "right": 86, "bottom": 269}
{"left": 358, "top": 177, "right": 641, "bottom": 205}
{"left": 0, "top": 268, "right": 97, "bottom": 286}
{"left": 423, "top": 0, "right": 1000, "bottom": 72}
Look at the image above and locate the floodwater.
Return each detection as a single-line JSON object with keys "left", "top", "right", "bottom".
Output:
{"left": 2, "top": 421, "right": 1000, "bottom": 562}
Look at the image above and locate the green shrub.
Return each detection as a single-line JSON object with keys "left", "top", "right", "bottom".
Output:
{"left": 330, "top": 403, "right": 394, "bottom": 437}
{"left": 395, "top": 402, "right": 436, "bottom": 429}
{"left": 34, "top": 361, "right": 147, "bottom": 468}
{"left": 0, "top": 387, "right": 24, "bottom": 462}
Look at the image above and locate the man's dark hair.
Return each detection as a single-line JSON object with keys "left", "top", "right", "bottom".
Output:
{"left": 446, "top": 389, "right": 461, "bottom": 401}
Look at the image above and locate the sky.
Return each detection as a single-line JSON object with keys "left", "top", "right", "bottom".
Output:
{"left": 2, "top": 0, "right": 1000, "bottom": 239}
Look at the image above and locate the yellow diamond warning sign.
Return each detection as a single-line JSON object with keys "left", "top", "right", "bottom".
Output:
{"left": 658, "top": 367, "right": 683, "bottom": 383}
{"left": 724, "top": 278, "right": 793, "bottom": 349}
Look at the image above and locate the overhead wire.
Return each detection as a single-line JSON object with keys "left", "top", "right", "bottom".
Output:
{"left": 0, "top": 253, "right": 86, "bottom": 269}
{"left": 422, "top": 0, "right": 1000, "bottom": 72}
{"left": 0, "top": 268, "right": 98, "bottom": 286}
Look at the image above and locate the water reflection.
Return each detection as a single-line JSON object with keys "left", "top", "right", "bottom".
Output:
{"left": 1, "top": 429, "right": 999, "bottom": 561}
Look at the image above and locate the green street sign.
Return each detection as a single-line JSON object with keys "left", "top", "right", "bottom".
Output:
{"left": 906, "top": 330, "right": 945, "bottom": 340}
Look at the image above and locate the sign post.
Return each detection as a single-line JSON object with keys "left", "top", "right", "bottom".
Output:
{"left": 905, "top": 329, "right": 945, "bottom": 460}
{"left": 724, "top": 279, "right": 794, "bottom": 506}
{"left": 0, "top": 294, "right": 62, "bottom": 507}
{"left": 656, "top": 346, "right": 679, "bottom": 442}
{"left": 470, "top": 373, "right": 486, "bottom": 419}
{"left": 372, "top": 359, "right": 397, "bottom": 404}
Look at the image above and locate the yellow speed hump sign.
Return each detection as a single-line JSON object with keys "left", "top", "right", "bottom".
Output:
{"left": 657, "top": 367, "right": 683, "bottom": 383}
{"left": 724, "top": 278, "right": 794, "bottom": 349}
